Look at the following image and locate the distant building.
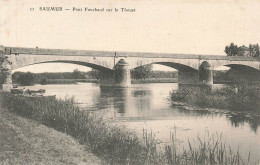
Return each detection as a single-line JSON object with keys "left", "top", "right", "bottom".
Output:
{"left": 238, "top": 46, "right": 250, "bottom": 57}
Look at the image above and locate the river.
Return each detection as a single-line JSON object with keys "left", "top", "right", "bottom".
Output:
{"left": 24, "top": 83, "right": 260, "bottom": 164}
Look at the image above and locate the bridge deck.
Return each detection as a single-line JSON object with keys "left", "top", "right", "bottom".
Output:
{"left": 4, "top": 46, "right": 260, "bottom": 61}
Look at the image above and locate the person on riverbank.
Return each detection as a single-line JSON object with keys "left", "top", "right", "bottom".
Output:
{"left": 22, "top": 88, "right": 26, "bottom": 95}
{"left": 234, "top": 85, "right": 238, "bottom": 94}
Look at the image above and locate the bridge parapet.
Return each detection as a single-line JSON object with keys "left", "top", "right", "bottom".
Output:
{"left": 5, "top": 47, "right": 116, "bottom": 57}
{"left": 4, "top": 46, "right": 260, "bottom": 61}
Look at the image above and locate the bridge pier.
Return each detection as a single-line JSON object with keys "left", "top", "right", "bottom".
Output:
{"left": 114, "top": 59, "right": 131, "bottom": 87}
{"left": 100, "top": 59, "right": 131, "bottom": 87}
{"left": 100, "top": 72, "right": 115, "bottom": 87}
{"left": 199, "top": 61, "right": 213, "bottom": 85}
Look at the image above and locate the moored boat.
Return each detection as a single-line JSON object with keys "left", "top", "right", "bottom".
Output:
{"left": 29, "top": 89, "right": 46, "bottom": 94}
{"left": 11, "top": 88, "right": 23, "bottom": 94}
{"left": 11, "top": 88, "right": 46, "bottom": 95}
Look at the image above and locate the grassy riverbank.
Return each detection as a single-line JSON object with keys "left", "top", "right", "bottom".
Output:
{"left": 170, "top": 85, "right": 260, "bottom": 113}
{"left": 0, "top": 107, "right": 102, "bottom": 164}
{"left": 0, "top": 92, "right": 249, "bottom": 165}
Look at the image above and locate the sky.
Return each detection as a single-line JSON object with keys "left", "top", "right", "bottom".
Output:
{"left": 0, "top": 0, "right": 259, "bottom": 73}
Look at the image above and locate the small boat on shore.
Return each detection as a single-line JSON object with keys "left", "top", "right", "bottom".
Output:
{"left": 45, "top": 95, "right": 56, "bottom": 98}
{"left": 11, "top": 88, "right": 46, "bottom": 95}
{"left": 11, "top": 88, "right": 23, "bottom": 94}
{"left": 26, "top": 94, "right": 56, "bottom": 99}
{"left": 29, "top": 89, "right": 46, "bottom": 94}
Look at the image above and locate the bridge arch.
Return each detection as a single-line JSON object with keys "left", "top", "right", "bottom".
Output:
{"left": 130, "top": 61, "right": 198, "bottom": 72}
{"left": 209, "top": 60, "right": 260, "bottom": 71}
{"left": 29, "top": 60, "right": 113, "bottom": 73}
{"left": 220, "top": 64, "right": 260, "bottom": 83}
{"left": 11, "top": 60, "right": 114, "bottom": 73}
{"left": 154, "top": 62, "right": 197, "bottom": 72}
{"left": 127, "top": 57, "right": 199, "bottom": 71}
{"left": 7, "top": 54, "right": 115, "bottom": 71}
{"left": 223, "top": 64, "right": 260, "bottom": 72}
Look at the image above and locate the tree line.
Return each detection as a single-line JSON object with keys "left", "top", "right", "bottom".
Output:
{"left": 12, "top": 68, "right": 178, "bottom": 85}
{"left": 225, "top": 43, "right": 260, "bottom": 57}
{"left": 131, "top": 65, "right": 178, "bottom": 80}
{"left": 12, "top": 69, "right": 102, "bottom": 85}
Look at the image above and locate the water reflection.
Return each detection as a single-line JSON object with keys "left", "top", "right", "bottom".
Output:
{"left": 100, "top": 87, "right": 129, "bottom": 114}
{"left": 172, "top": 106, "right": 260, "bottom": 133}
{"left": 228, "top": 114, "right": 260, "bottom": 133}
{"left": 99, "top": 87, "right": 153, "bottom": 117}
{"left": 132, "top": 90, "right": 151, "bottom": 97}
{"left": 175, "top": 106, "right": 260, "bottom": 133}
{"left": 175, "top": 106, "right": 212, "bottom": 116}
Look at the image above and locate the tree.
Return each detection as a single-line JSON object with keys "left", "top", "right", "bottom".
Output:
{"left": 224, "top": 46, "right": 230, "bottom": 56}
{"left": 149, "top": 71, "right": 178, "bottom": 79}
{"left": 72, "top": 69, "right": 84, "bottom": 79}
{"left": 253, "top": 44, "right": 260, "bottom": 57}
{"left": 0, "top": 56, "right": 6, "bottom": 85}
{"left": 249, "top": 44, "right": 253, "bottom": 57}
{"left": 87, "top": 69, "right": 101, "bottom": 79}
{"left": 0, "top": 56, "right": 12, "bottom": 86}
{"left": 40, "top": 78, "right": 47, "bottom": 85}
{"left": 225, "top": 43, "right": 239, "bottom": 56}
{"left": 131, "top": 64, "right": 153, "bottom": 80}
{"left": 255, "top": 44, "right": 260, "bottom": 57}
{"left": 17, "top": 72, "right": 35, "bottom": 85}
{"left": 12, "top": 71, "right": 23, "bottom": 83}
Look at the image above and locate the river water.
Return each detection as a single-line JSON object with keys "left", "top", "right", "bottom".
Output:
{"left": 24, "top": 83, "right": 260, "bottom": 164}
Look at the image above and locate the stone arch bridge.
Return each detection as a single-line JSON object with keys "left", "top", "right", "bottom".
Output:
{"left": 1, "top": 45, "right": 260, "bottom": 91}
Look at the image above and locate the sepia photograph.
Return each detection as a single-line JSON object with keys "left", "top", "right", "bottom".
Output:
{"left": 0, "top": 0, "right": 260, "bottom": 164}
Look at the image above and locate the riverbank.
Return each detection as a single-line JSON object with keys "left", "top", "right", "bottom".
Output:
{"left": 1, "top": 92, "right": 250, "bottom": 165}
{"left": 41, "top": 79, "right": 98, "bottom": 84}
{"left": 41, "top": 78, "right": 178, "bottom": 84}
{"left": 46, "top": 78, "right": 178, "bottom": 84}
{"left": 17, "top": 78, "right": 178, "bottom": 85}
{"left": 170, "top": 85, "right": 260, "bottom": 114}
{"left": 131, "top": 78, "right": 178, "bottom": 84}
{"left": 0, "top": 107, "right": 103, "bottom": 164}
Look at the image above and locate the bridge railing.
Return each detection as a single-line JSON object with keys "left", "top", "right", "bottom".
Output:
{"left": 3, "top": 46, "right": 260, "bottom": 61}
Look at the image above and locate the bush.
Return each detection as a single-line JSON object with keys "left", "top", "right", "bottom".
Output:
{"left": 17, "top": 72, "right": 35, "bottom": 85}
{"left": 227, "top": 86, "right": 260, "bottom": 111}
{"left": 170, "top": 86, "right": 260, "bottom": 112}
{"left": 39, "top": 78, "right": 47, "bottom": 85}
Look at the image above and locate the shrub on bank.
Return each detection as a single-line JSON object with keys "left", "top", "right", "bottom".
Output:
{"left": 0, "top": 92, "right": 247, "bottom": 165}
{"left": 170, "top": 86, "right": 260, "bottom": 112}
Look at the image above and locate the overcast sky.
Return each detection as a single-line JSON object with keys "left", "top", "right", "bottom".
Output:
{"left": 0, "top": 0, "right": 259, "bottom": 73}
